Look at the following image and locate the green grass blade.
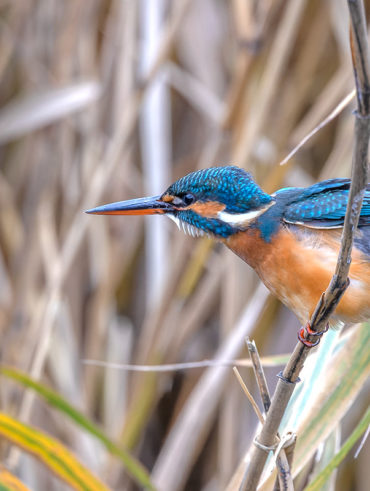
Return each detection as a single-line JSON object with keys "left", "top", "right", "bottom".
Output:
{"left": 292, "top": 322, "right": 370, "bottom": 477}
{"left": 259, "top": 322, "right": 369, "bottom": 489}
{"left": 306, "top": 407, "right": 370, "bottom": 491}
{"left": 310, "top": 425, "right": 341, "bottom": 491}
{"left": 0, "top": 366, "right": 154, "bottom": 490}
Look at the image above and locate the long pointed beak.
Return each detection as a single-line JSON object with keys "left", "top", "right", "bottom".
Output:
{"left": 85, "top": 195, "right": 173, "bottom": 216}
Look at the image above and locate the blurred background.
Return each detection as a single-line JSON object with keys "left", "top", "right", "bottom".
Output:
{"left": 0, "top": 0, "right": 368, "bottom": 490}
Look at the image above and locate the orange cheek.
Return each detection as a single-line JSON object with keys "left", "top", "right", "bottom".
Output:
{"left": 188, "top": 201, "right": 225, "bottom": 216}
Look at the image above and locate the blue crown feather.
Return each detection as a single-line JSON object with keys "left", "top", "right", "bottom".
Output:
{"left": 166, "top": 166, "right": 272, "bottom": 214}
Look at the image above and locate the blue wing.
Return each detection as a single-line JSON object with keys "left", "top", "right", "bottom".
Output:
{"left": 277, "top": 179, "right": 370, "bottom": 228}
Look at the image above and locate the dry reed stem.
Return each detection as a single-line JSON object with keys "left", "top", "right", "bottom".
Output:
{"left": 232, "top": 367, "right": 265, "bottom": 425}
{"left": 246, "top": 338, "right": 271, "bottom": 414}
{"left": 234, "top": 0, "right": 307, "bottom": 166}
{"left": 83, "top": 354, "right": 288, "bottom": 372}
{"left": 151, "top": 284, "right": 270, "bottom": 491}
{"left": 7, "top": 0, "right": 192, "bottom": 469}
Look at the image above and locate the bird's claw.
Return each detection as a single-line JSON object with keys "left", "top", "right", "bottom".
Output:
{"left": 298, "top": 322, "right": 329, "bottom": 348}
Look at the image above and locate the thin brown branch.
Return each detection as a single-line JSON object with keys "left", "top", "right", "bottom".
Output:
{"left": 246, "top": 337, "right": 271, "bottom": 413}
{"left": 279, "top": 89, "right": 355, "bottom": 167}
{"left": 233, "top": 367, "right": 265, "bottom": 425}
{"left": 241, "top": 1, "right": 370, "bottom": 489}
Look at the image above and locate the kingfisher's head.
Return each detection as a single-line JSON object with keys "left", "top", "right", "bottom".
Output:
{"left": 86, "top": 166, "right": 273, "bottom": 239}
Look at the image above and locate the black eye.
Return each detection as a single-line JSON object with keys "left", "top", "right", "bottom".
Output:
{"left": 183, "top": 193, "right": 195, "bottom": 206}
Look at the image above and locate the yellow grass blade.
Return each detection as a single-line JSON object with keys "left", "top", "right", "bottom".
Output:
{"left": 0, "top": 366, "right": 154, "bottom": 490}
{"left": 0, "top": 413, "right": 110, "bottom": 491}
{"left": 0, "top": 467, "right": 30, "bottom": 491}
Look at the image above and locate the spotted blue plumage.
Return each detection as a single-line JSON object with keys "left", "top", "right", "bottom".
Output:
{"left": 277, "top": 179, "right": 370, "bottom": 227}
{"left": 252, "top": 179, "right": 370, "bottom": 242}
{"left": 166, "top": 166, "right": 272, "bottom": 213}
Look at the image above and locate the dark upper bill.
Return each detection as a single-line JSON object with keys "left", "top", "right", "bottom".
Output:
{"left": 85, "top": 195, "right": 173, "bottom": 215}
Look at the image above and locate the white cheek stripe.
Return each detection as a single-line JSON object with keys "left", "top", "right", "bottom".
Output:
{"left": 217, "top": 204, "right": 272, "bottom": 227}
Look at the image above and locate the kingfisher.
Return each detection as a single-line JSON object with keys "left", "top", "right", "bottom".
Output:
{"left": 86, "top": 166, "right": 370, "bottom": 347}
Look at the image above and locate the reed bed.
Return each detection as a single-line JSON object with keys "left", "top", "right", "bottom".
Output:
{"left": 0, "top": 1, "right": 368, "bottom": 490}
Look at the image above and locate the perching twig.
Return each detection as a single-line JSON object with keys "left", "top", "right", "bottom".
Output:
{"left": 241, "top": 2, "right": 370, "bottom": 489}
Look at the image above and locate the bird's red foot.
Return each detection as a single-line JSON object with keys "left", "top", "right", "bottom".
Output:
{"left": 298, "top": 323, "right": 329, "bottom": 348}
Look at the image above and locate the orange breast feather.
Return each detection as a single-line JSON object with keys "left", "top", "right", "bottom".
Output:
{"left": 226, "top": 226, "right": 370, "bottom": 325}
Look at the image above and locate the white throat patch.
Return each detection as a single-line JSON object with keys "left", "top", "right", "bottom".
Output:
{"left": 167, "top": 214, "right": 205, "bottom": 237}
